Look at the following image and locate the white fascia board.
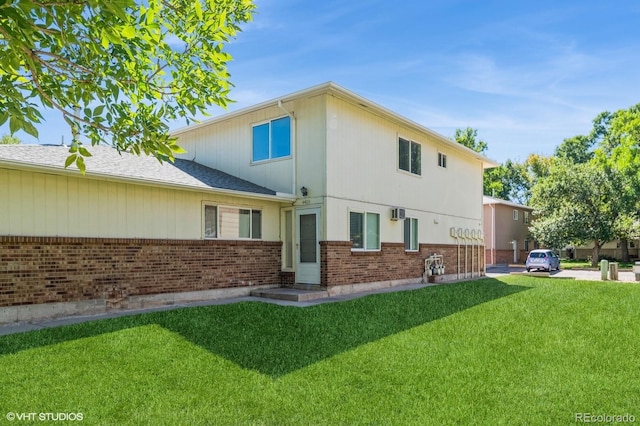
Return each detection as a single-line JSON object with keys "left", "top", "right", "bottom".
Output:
{"left": 170, "top": 82, "right": 499, "bottom": 169}
{"left": 0, "top": 159, "right": 296, "bottom": 203}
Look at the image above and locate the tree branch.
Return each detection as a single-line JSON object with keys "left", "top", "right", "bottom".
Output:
{"left": 31, "top": 50, "right": 95, "bottom": 75}
{"left": 23, "top": 52, "right": 111, "bottom": 134}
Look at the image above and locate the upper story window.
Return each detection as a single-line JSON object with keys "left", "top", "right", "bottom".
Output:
{"left": 438, "top": 152, "right": 447, "bottom": 168}
{"left": 523, "top": 211, "right": 530, "bottom": 224}
{"left": 513, "top": 209, "right": 519, "bottom": 221}
{"left": 204, "top": 204, "right": 262, "bottom": 240}
{"left": 398, "top": 137, "right": 421, "bottom": 175}
{"left": 252, "top": 116, "right": 291, "bottom": 162}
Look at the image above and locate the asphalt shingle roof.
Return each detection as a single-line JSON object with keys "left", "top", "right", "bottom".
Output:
{"left": 0, "top": 145, "right": 278, "bottom": 196}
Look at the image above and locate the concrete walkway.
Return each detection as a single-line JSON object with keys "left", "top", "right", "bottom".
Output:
{"left": 0, "top": 281, "right": 432, "bottom": 336}
{"left": 3, "top": 267, "right": 637, "bottom": 337}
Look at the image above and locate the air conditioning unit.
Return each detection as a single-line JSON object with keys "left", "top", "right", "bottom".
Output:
{"left": 391, "top": 207, "right": 406, "bottom": 221}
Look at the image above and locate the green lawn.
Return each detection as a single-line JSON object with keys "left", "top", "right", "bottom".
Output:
{"left": 1, "top": 277, "right": 639, "bottom": 425}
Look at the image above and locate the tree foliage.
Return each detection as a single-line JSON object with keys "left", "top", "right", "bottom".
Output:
{"left": 454, "top": 127, "right": 488, "bottom": 155}
{"left": 554, "top": 135, "right": 593, "bottom": 164}
{"left": 529, "top": 160, "right": 625, "bottom": 265}
{"left": 1, "top": 133, "right": 20, "bottom": 144}
{"left": 483, "top": 159, "right": 531, "bottom": 204}
{"left": 0, "top": 0, "right": 254, "bottom": 172}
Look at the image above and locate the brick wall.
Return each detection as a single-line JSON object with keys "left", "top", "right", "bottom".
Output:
{"left": 321, "top": 241, "right": 485, "bottom": 287}
{"left": 485, "top": 248, "right": 527, "bottom": 265}
{"left": 0, "top": 236, "right": 282, "bottom": 308}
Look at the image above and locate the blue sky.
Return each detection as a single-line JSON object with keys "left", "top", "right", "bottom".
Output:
{"left": 5, "top": 0, "right": 640, "bottom": 163}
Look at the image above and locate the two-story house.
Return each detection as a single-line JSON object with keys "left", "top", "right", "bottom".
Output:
{"left": 483, "top": 196, "right": 535, "bottom": 265}
{"left": 0, "top": 82, "right": 496, "bottom": 323}
{"left": 174, "top": 82, "right": 496, "bottom": 288}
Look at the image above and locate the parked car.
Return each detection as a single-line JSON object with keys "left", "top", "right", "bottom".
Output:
{"left": 526, "top": 249, "right": 560, "bottom": 272}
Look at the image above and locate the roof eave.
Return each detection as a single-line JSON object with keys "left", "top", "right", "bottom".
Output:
{"left": 171, "top": 81, "right": 499, "bottom": 168}
{"left": 0, "top": 159, "right": 296, "bottom": 202}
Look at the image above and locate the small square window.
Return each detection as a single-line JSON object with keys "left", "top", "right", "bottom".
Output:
{"left": 438, "top": 153, "right": 447, "bottom": 168}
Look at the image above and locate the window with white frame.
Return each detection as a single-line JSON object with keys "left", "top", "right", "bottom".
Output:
{"left": 349, "top": 211, "right": 380, "bottom": 250}
{"left": 404, "top": 217, "right": 419, "bottom": 251}
{"left": 252, "top": 116, "right": 291, "bottom": 162}
{"left": 438, "top": 152, "right": 447, "bottom": 168}
{"left": 398, "top": 137, "right": 421, "bottom": 175}
{"left": 203, "top": 205, "right": 262, "bottom": 239}
{"left": 513, "top": 209, "right": 519, "bottom": 221}
{"left": 284, "top": 210, "right": 294, "bottom": 269}
{"left": 523, "top": 211, "right": 529, "bottom": 224}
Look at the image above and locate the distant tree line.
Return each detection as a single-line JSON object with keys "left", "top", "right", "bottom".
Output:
{"left": 454, "top": 103, "right": 640, "bottom": 265}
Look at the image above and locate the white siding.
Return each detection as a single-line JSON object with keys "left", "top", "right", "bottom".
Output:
{"left": 293, "top": 94, "right": 327, "bottom": 198}
{"left": 175, "top": 96, "right": 328, "bottom": 197}
{"left": 0, "top": 168, "right": 281, "bottom": 241}
{"left": 175, "top": 106, "right": 294, "bottom": 194}
{"left": 324, "top": 96, "right": 484, "bottom": 244}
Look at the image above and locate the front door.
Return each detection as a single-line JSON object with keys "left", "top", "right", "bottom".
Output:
{"left": 296, "top": 208, "right": 321, "bottom": 284}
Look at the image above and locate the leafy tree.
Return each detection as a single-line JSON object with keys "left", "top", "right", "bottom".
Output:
{"left": 592, "top": 104, "right": 640, "bottom": 260}
{"left": 483, "top": 165, "right": 510, "bottom": 200}
{"left": 529, "top": 160, "right": 626, "bottom": 266}
{"left": 523, "top": 153, "right": 554, "bottom": 180}
{"left": 554, "top": 135, "right": 593, "bottom": 164}
{"left": 0, "top": 0, "right": 254, "bottom": 172}
{"left": 454, "top": 127, "right": 488, "bottom": 155}
{"left": 1, "top": 134, "right": 20, "bottom": 144}
{"left": 483, "top": 159, "right": 531, "bottom": 204}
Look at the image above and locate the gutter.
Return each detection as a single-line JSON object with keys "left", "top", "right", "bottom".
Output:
{"left": 490, "top": 202, "right": 496, "bottom": 266}
{"left": 0, "top": 159, "right": 297, "bottom": 203}
{"left": 171, "top": 81, "right": 499, "bottom": 169}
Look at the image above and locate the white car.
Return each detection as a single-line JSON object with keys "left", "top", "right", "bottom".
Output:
{"left": 526, "top": 249, "right": 560, "bottom": 272}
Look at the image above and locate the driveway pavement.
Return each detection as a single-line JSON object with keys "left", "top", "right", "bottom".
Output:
{"left": 486, "top": 264, "right": 639, "bottom": 282}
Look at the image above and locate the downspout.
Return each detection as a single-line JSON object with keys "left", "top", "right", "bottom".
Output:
{"left": 456, "top": 234, "right": 460, "bottom": 280}
{"left": 278, "top": 100, "right": 297, "bottom": 196}
{"left": 463, "top": 232, "right": 468, "bottom": 279}
{"left": 456, "top": 235, "right": 460, "bottom": 279}
{"left": 469, "top": 235, "right": 474, "bottom": 278}
{"left": 479, "top": 234, "right": 484, "bottom": 275}
{"left": 490, "top": 203, "right": 496, "bottom": 266}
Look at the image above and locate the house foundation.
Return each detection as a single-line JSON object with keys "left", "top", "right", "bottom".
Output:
{"left": 0, "top": 236, "right": 282, "bottom": 313}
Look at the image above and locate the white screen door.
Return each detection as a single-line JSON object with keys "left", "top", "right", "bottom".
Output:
{"left": 296, "top": 208, "right": 320, "bottom": 284}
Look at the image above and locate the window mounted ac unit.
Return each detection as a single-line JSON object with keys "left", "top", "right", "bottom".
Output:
{"left": 391, "top": 208, "right": 406, "bottom": 221}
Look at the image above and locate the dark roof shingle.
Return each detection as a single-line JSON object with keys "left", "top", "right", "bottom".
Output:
{"left": 0, "top": 145, "right": 278, "bottom": 196}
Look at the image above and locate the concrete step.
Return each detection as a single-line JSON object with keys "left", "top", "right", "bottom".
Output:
{"left": 250, "top": 287, "right": 329, "bottom": 302}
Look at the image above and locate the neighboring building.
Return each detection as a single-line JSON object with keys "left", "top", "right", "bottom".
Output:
{"left": 483, "top": 196, "right": 534, "bottom": 265}
{"left": 0, "top": 82, "right": 496, "bottom": 323}
{"left": 569, "top": 240, "right": 639, "bottom": 261}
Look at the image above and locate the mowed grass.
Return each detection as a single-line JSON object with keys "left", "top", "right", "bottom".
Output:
{"left": 1, "top": 277, "right": 639, "bottom": 425}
